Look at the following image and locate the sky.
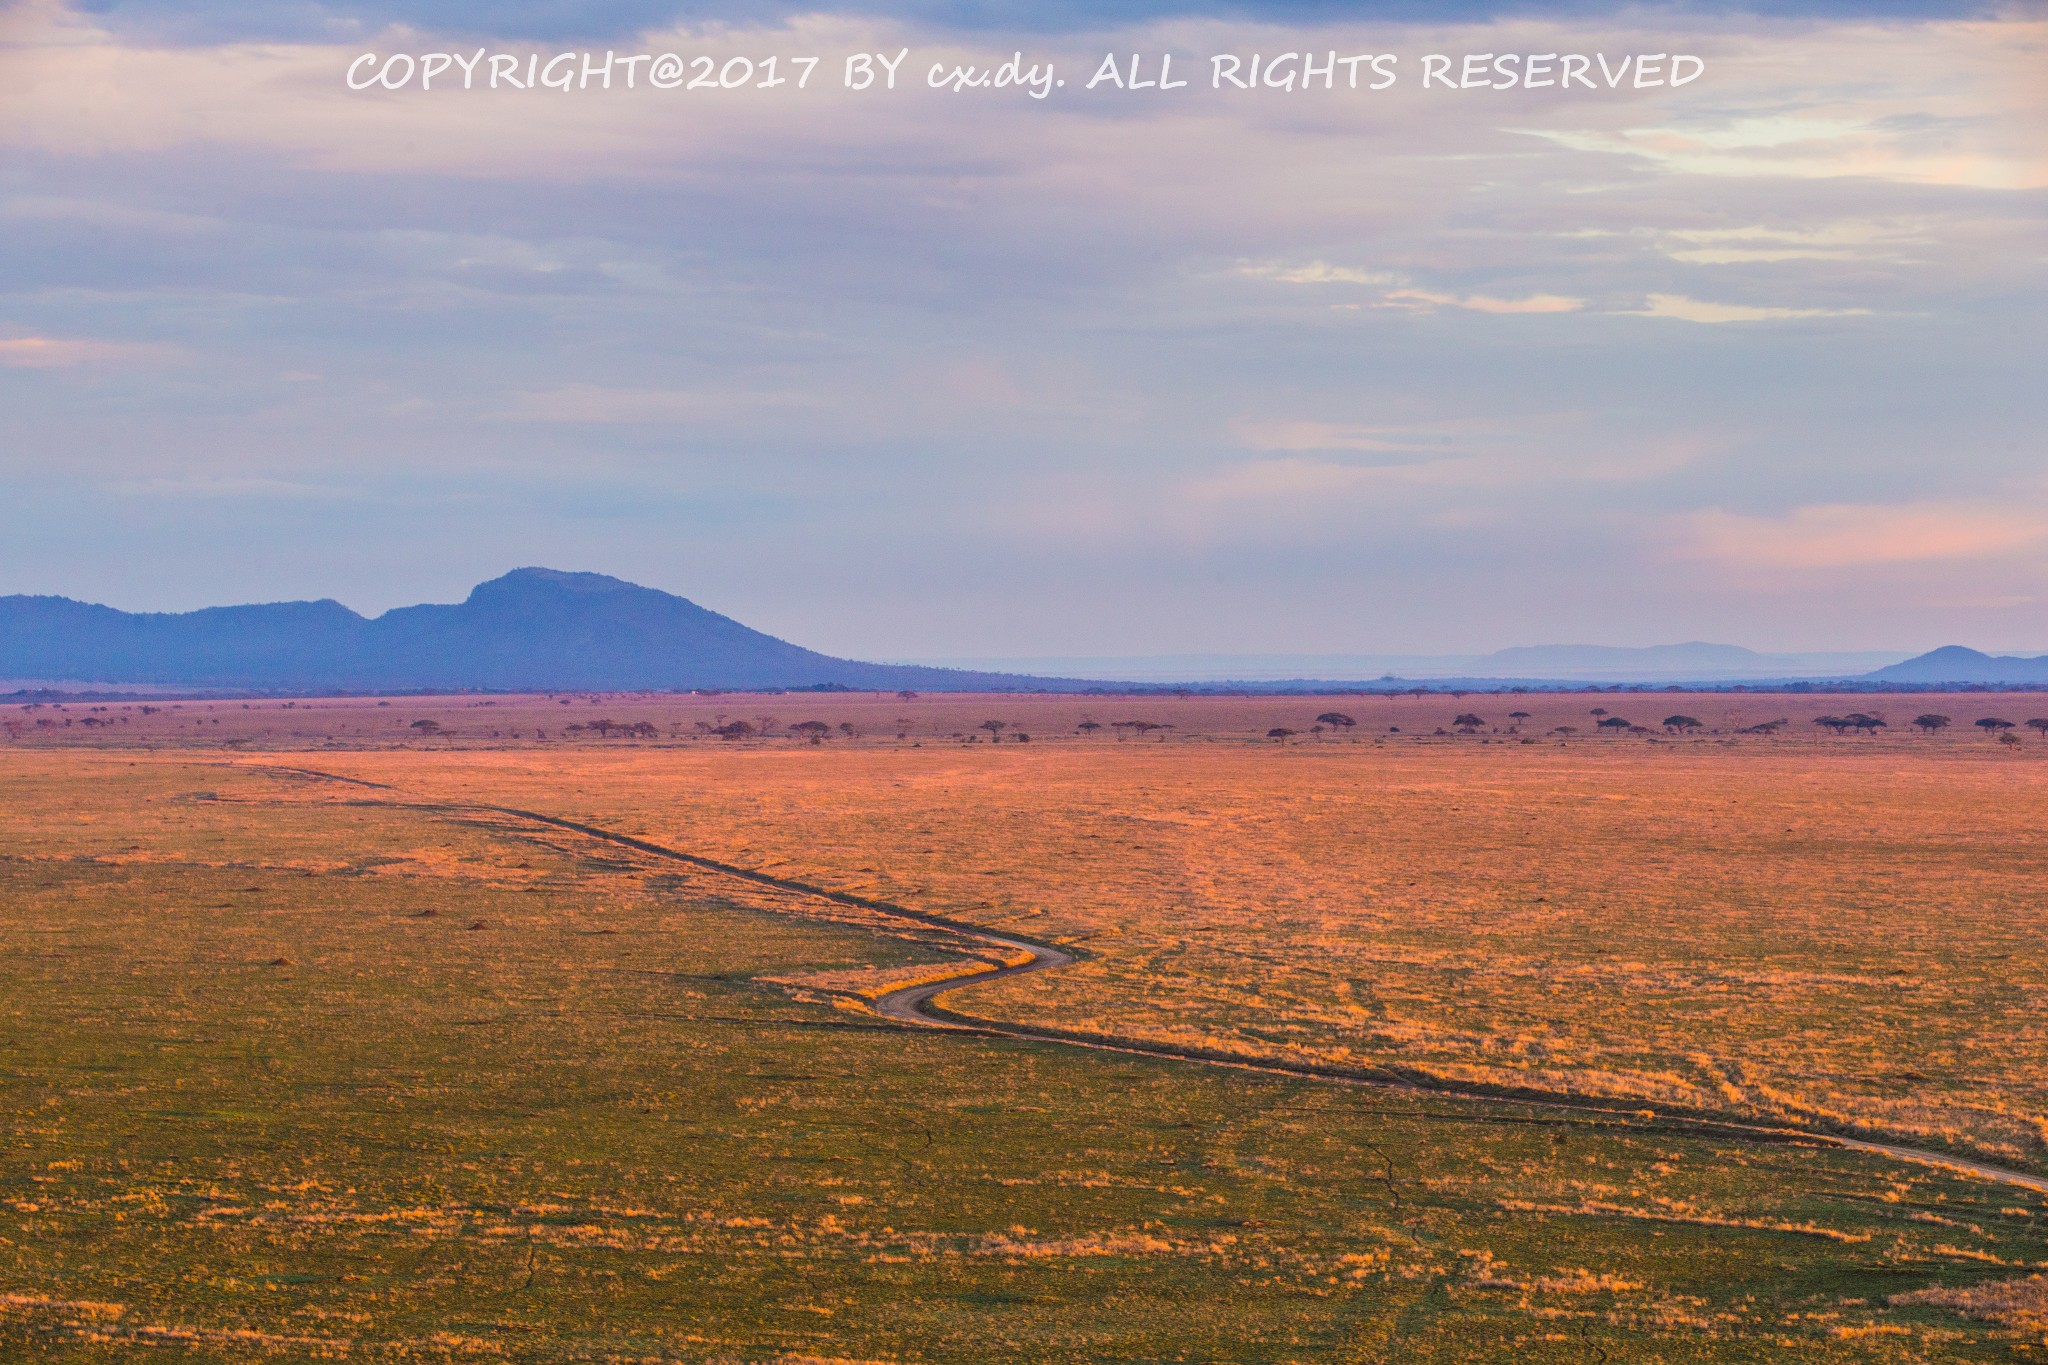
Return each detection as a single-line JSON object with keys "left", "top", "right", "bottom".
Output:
{"left": 2, "top": 0, "right": 2043, "bottom": 658}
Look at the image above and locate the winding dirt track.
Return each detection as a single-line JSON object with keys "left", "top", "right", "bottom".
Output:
{"left": 271, "top": 769, "right": 2048, "bottom": 1199}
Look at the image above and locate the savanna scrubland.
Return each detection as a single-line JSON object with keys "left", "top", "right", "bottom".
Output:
{"left": 4, "top": 690, "right": 2047, "bottom": 1360}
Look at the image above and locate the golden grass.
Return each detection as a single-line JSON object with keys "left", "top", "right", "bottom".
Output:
{"left": 4, "top": 745, "right": 2048, "bottom": 1359}
{"left": 139, "top": 696, "right": 2046, "bottom": 1171}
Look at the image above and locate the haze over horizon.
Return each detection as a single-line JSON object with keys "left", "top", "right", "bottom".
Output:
{"left": 2, "top": 0, "right": 2042, "bottom": 657}
{"left": 11, "top": 567, "right": 2038, "bottom": 688}
{"left": 0, "top": 565, "right": 2039, "bottom": 668}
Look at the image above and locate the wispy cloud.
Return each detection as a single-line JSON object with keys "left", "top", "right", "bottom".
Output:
{"left": 1187, "top": 456, "right": 1388, "bottom": 501}
{"left": 1236, "top": 260, "right": 1399, "bottom": 286}
{"left": 0, "top": 2, "right": 2040, "bottom": 650}
{"left": 1237, "top": 263, "right": 1580, "bottom": 315}
{"left": 1680, "top": 502, "right": 2048, "bottom": 569}
{"left": 1626, "top": 294, "right": 1872, "bottom": 324}
{"left": 1233, "top": 421, "right": 1441, "bottom": 455}
{"left": 1378, "top": 289, "right": 1583, "bottom": 316}
{"left": 0, "top": 334, "right": 178, "bottom": 367}
{"left": 504, "top": 384, "right": 802, "bottom": 424}
{"left": 1656, "top": 222, "right": 1931, "bottom": 265}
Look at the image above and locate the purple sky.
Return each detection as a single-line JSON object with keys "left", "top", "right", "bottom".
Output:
{"left": 2, "top": 0, "right": 2043, "bottom": 656}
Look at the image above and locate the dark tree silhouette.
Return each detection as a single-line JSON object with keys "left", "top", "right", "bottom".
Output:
{"left": 790, "top": 720, "right": 831, "bottom": 743}
{"left": 1662, "top": 715, "right": 1703, "bottom": 732}
{"left": 1596, "top": 716, "right": 1632, "bottom": 730}
{"left": 979, "top": 720, "right": 1008, "bottom": 741}
{"left": 1976, "top": 718, "right": 2016, "bottom": 733}
{"left": 1452, "top": 712, "right": 1484, "bottom": 732}
{"left": 2026, "top": 719, "right": 2048, "bottom": 736}
{"left": 1268, "top": 727, "right": 1297, "bottom": 740}
{"left": 1911, "top": 714, "right": 1951, "bottom": 733}
{"left": 1316, "top": 711, "right": 1356, "bottom": 730}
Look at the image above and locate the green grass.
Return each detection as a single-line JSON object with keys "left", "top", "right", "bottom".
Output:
{"left": 0, "top": 757, "right": 2042, "bottom": 1361}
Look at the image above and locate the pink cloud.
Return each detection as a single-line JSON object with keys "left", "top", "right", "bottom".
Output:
{"left": 1680, "top": 502, "right": 2048, "bottom": 569}
{"left": 0, "top": 335, "right": 174, "bottom": 367}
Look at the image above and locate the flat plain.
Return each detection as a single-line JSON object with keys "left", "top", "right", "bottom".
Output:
{"left": 5, "top": 690, "right": 2048, "bottom": 1360}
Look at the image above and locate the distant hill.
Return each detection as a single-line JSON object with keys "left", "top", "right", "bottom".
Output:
{"left": 1462, "top": 642, "right": 1905, "bottom": 681}
{"left": 909, "top": 642, "right": 1907, "bottom": 683}
{"left": 1865, "top": 646, "right": 2048, "bottom": 685}
{"left": 0, "top": 569, "right": 1070, "bottom": 693}
{"left": 6, "top": 570, "right": 2024, "bottom": 692}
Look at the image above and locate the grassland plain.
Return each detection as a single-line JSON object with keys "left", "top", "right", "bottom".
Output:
{"left": 235, "top": 699, "right": 2048, "bottom": 1172}
{"left": 0, "top": 707, "right": 2045, "bottom": 1359}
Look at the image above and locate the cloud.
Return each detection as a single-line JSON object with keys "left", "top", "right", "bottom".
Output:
{"left": 0, "top": 2, "right": 2041, "bottom": 652}
{"left": 0, "top": 335, "right": 177, "bottom": 367}
{"left": 1379, "top": 289, "right": 1583, "bottom": 315}
{"left": 1680, "top": 502, "right": 2048, "bottom": 569}
{"left": 1236, "top": 260, "right": 1398, "bottom": 286}
{"left": 1236, "top": 264, "right": 1580, "bottom": 315}
{"left": 1656, "top": 222, "right": 1931, "bottom": 265}
{"left": 1233, "top": 420, "right": 1438, "bottom": 454}
{"left": 1626, "top": 294, "right": 1872, "bottom": 323}
{"left": 1516, "top": 43, "right": 2048, "bottom": 193}
{"left": 1187, "top": 455, "right": 1384, "bottom": 501}
{"left": 503, "top": 384, "right": 801, "bottom": 424}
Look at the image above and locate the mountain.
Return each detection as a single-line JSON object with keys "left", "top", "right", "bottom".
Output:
{"left": 7, "top": 571, "right": 2017, "bottom": 692}
{"left": 1865, "top": 646, "right": 2048, "bottom": 685}
{"left": 908, "top": 643, "right": 1908, "bottom": 683}
{"left": 0, "top": 569, "right": 1067, "bottom": 693}
{"left": 1460, "top": 642, "right": 1905, "bottom": 681}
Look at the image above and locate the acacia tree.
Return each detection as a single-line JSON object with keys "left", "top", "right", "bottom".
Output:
{"left": 2026, "top": 718, "right": 2048, "bottom": 737}
{"left": 1662, "top": 715, "right": 1704, "bottom": 732}
{"left": 1912, "top": 714, "right": 1951, "bottom": 733}
{"left": 1316, "top": 711, "right": 1356, "bottom": 730}
{"left": 1452, "top": 712, "right": 1485, "bottom": 732}
{"left": 790, "top": 720, "right": 831, "bottom": 744}
{"left": 1976, "top": 718, "right": 2016, "bottom": 735}
{"left": 979, "top": 719, "right": 1008, "bottom": 742}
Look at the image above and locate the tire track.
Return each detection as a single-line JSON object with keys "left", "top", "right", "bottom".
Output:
{"left": 253, "top": 763, "right": 2048, "bottom": 1198}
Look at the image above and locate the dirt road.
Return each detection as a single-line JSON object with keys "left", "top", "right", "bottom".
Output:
{"left": 269, "top": 770, "right": 2048, "bottom": 1200}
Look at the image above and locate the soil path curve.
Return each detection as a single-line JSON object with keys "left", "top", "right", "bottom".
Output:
{"left": 258, "top": 766, "right": 2048, "bottom": 1200}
